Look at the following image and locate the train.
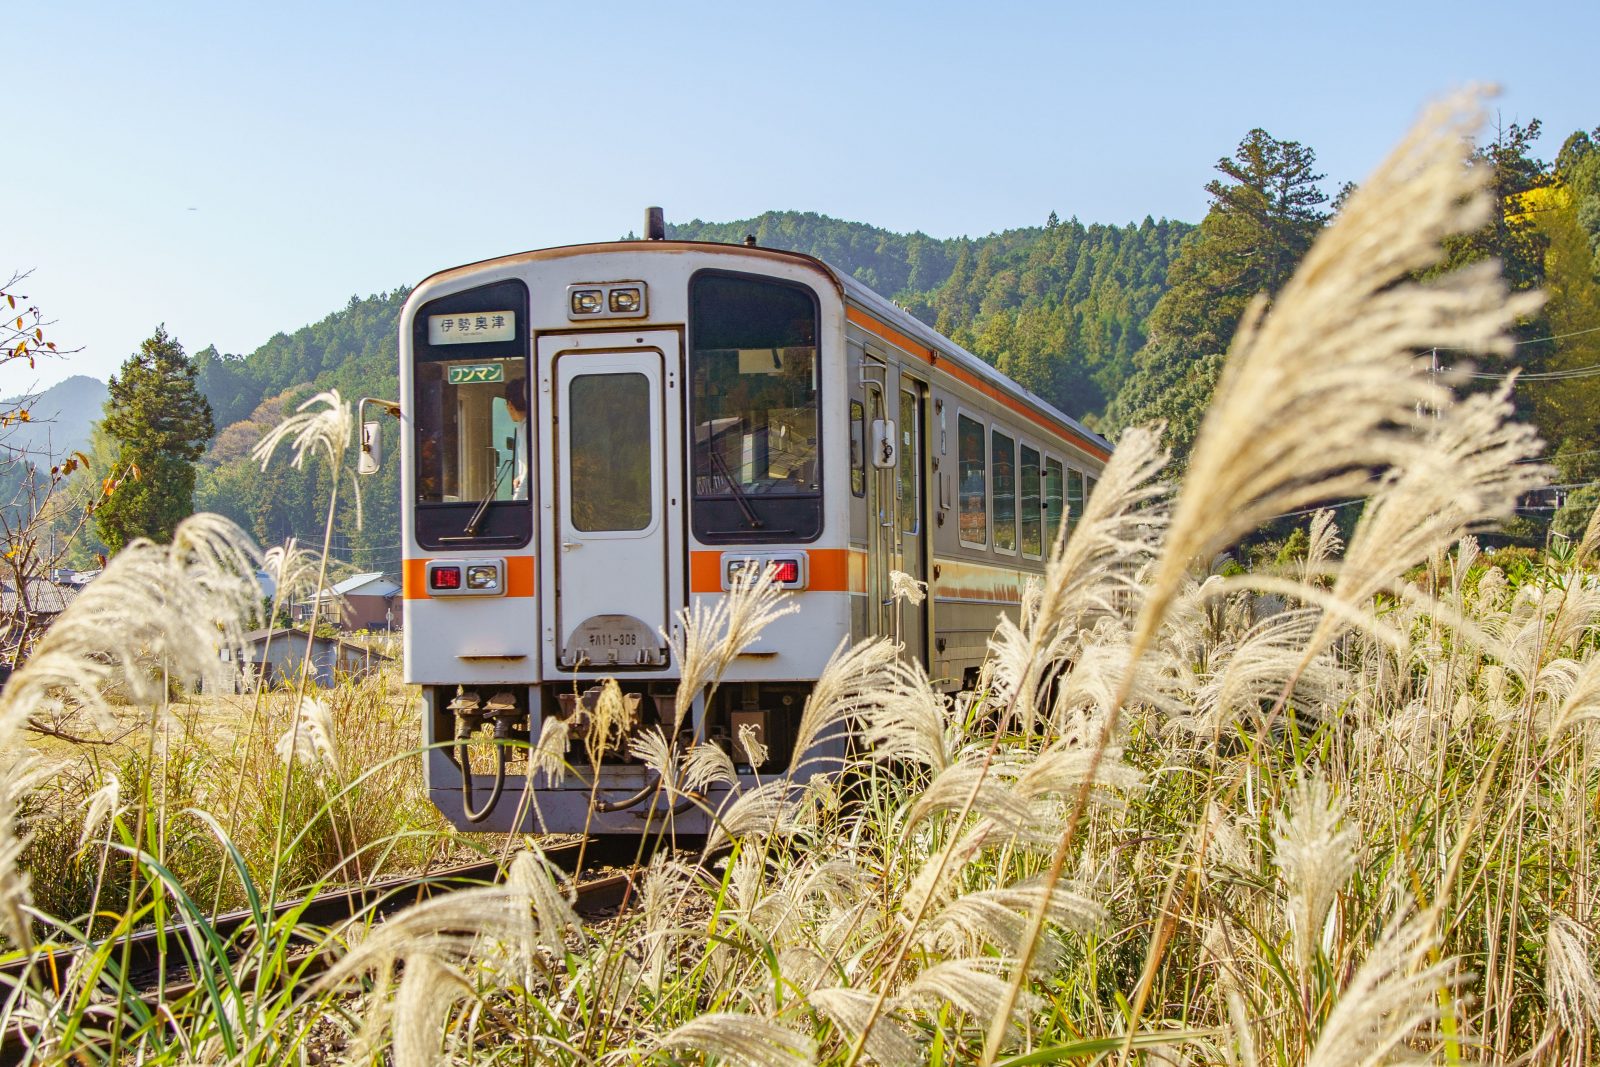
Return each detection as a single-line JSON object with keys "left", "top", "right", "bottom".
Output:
{"left": 369, "top": 210, "right": 1110, "bottom": 833}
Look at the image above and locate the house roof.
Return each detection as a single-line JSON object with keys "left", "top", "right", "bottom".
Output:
{"left": 241, "top": 625, "right": 392, "bottom": 658}
{"left": 0, "top": 579, "right": 78, "bottom": 615}
{"left": 319, "top": 572, "right": 399, "bottom": 598}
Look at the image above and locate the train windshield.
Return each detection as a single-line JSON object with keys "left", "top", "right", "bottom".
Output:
{"left": 410, "top": 279, "right": 532, "bottom": 549}
{"left": 689, "top": 272, "right": 821, "bottom": 542}
{"left": 414, "top": 359, "right": 528, "bottom": 506}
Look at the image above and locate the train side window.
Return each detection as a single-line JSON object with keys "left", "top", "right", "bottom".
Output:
{"left": 1044, "top": 457, "right": 1064, "bottom": 548}
{"left": 1085, "top": 474, "right": 1097, "bottom": 508}
{"left": 1020, "top": 444, "right": 1042, "bottom": 558}
{"left": 1066, "top": 468, "right": 1085, "bottom": 533}
{"left": 850, "top": 400, "right": 866, "bottom": 498}
{"left": 898, "top": 388, "right": 919, "bottom": 533}
{"left": 957, "top": 414, "right": 987, "bottom": 547}
{"left": 992, "top": 430, "right": 1016, "bottom": 554}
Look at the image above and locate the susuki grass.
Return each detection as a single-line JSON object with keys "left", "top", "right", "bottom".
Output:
{"left": 3, "top": 89, "right": 1599, "bottom": 1065}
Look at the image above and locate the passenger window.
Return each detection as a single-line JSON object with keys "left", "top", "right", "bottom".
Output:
{"left": 1067, "top": 468, "right": 1085, "bottom": 533}
{"left": 850, "top": 400, "right": 865, "bottom": 498}
{"left": 992, "top": 430, "right": 1016, "bottom": 553}
{"left": 958, "top": 414, "right": 986, "bottom": 546}
{"left": 898, "top": 389, "right": 919, "bottom": 533}
{"left": 1020, "top": 444, "right": 1041, "bottom": 558}
{"left": 1085, "top": 475, "right": 1097, "bottom": 509}
{"left": 1045, "top": 457, "right": 1064, "bottom": 548}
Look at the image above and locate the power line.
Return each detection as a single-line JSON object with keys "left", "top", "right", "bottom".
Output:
{"left": 1463, "top": 363, "right": 1600, "bottom": 382}
{"left": 1438, "top": 323, "right": 1600, "bottom": 352}
{"left": 1433, "top": 324, "right": 1600, "bottom": 382}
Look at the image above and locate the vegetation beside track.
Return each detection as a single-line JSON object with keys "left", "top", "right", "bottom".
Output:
{"left": 2, "top": 94, "right": 1599, "bottom": 1065}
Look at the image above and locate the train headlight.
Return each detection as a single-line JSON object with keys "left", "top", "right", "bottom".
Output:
{"left": 466, "top": 565, "right": 499, "bottom": 591}
{"left": 568, "top": 281, "right": 646, "bottom": 320}
{"left": 725, "top": 555, "right": 805, "bottom": 589}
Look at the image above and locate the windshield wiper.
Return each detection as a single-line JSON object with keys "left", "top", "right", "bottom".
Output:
{"left": 708, "top": 447, "right": 762, "bottom": 528}
{"left": 462, "top": 459, "right": 512, "bottom": 536}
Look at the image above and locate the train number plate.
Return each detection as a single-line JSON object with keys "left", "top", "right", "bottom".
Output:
{"left": 560, "top": 613, "right": 667, "bottom": 668}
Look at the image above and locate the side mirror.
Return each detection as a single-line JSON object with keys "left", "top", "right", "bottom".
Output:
{"left": 356, "top": 396, "right": 400, "bottom": 476}
{"left": 870, "top": 419, "right": 898, "bottom": 469}
{"left": 359, "top": 420, "right": 382, "bottom": 475}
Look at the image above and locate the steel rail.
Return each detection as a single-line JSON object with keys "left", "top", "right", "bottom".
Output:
{"left": 0, "top": 837, "right": 641, "bottom": 1065}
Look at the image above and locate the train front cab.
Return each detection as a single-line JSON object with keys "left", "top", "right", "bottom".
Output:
{"left": 400, "top": 246, "right": 856, "bottom": 834}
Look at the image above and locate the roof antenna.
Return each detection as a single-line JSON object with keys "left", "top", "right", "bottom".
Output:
{"left": 743, "top": 234, "right": 757, "bottom": 247}
{"left": 644, "top": 206, "right": 665, "bottom": 241}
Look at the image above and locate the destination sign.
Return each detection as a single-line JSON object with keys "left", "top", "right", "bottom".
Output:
{"left": 428, "top": 310, "right": 515, "bottom": 345}
{"left": 446, "top": 362, "right": 506, "bottom": 385}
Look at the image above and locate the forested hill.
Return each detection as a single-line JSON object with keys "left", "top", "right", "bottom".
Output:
{"left": 667, "top": 211, "right": 1192, "bottom": 418}
{"left": 181, "top": 212, "right": 1189, "bottom": 573}
{"left": 186, "top": 289, "right": 411, "bottom": 578}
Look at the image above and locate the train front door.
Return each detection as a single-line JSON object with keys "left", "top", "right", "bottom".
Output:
{"left": 895, "top": 375, "right": 930, "bottom": 666}
{"left": 537, "top": 331, "right": 682, "bottom": 675}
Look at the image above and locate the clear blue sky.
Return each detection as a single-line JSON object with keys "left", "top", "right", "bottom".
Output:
{"left": 8, "top": 0, "right": 1597, "bottom": 393}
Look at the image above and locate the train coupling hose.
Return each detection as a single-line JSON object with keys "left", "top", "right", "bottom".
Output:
{"left": 451, "top": 689, "right": 524, "bottom": 824}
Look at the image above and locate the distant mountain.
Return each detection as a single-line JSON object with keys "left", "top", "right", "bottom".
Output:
{"left": 1, "top": 375, "right": 108, "bottom": 461}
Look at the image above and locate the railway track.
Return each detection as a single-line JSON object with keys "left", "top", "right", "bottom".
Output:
{"left": 0, "top": 836, "right": 645, "bottom": 1065}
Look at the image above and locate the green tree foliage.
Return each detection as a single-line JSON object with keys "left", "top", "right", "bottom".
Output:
{"left": 671, "top": 211, "right": 1189, "bottom": 418}
{"left": 1531, "top": 140, "right": 1600, "bottom": 489}
{"left": 1146, "top": 129, "right": 1329, "bottom": 355}
{"left": 1108, "top": 130, "right": 1330, "bottom": 466}
{"left": 1564, "top": 129, "right": 1600, "bottom": 266}
{"left": 1101, "top": 344, "right": 1225, "bottom": 464}
{"left": 193, "top": 291, "right": 408, "bottom": 576}
{"left": 1436, "top": 120, "right": 1552, "bottom": 294}
{"left": 93, "top": 326, "right": 214, "bottom": 552}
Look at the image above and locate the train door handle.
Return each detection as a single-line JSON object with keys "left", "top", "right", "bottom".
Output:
{"left": 561, "top": 541, "right": 583, "bottom": 551}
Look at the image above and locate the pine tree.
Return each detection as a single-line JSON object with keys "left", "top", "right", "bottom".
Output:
{"left": 93, "top": 326, "right": 215, "bottom": 553}
{"left": 1112, "top": 129, "right": 1329, "bottom": 466}
{"left": 1146, "top": 128, "right": 1329, "bottom": 354}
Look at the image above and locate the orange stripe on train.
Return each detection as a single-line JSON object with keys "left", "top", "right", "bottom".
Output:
{"left": 845, "top": 307, "right": 1110, "bottom": 463}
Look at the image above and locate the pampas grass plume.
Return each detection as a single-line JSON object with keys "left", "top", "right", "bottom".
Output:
{"left": 653, "top": 1012, "right": 818, "bottom": 1067}
{"left": 1273, "top": 775, "right": 1359, "bottom": 975}
{"left": 1145, "top": 89, "right": 1539, "bottom": 642}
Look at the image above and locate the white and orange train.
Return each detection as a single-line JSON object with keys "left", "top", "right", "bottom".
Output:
{"left": 376, "top": 212, "right": 1109, "bottom": 832}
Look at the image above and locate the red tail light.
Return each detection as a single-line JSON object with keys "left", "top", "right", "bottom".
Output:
{"left": 431, "top": 566, "right": 462, "bottom": 590}
{"left": 769, "top": 559, "right": 800, "bottom": 584}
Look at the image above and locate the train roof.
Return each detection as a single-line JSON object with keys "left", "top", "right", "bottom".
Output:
{"left": 416, "top": 239, "right": 1113, "bottom": 459}
{"left": 829, "top": 269, "right": 1111, "bottom": 458}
